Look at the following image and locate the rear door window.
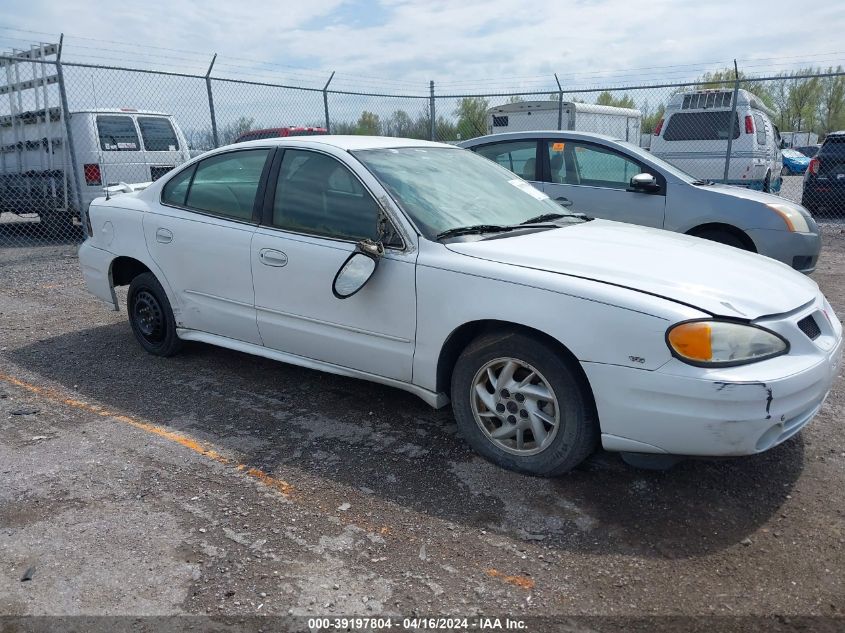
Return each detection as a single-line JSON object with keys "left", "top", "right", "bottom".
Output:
{"left": 96, "top": 115, "right": 140, "bottom": 151}
{"left": 663, "top": 111, "right": 740, "bottom": 141}
{"left": 138, "top": 117, "right": 180, "bottom": 151}
{"left": 183, "top": 149, "right": 271, "bottom": 221}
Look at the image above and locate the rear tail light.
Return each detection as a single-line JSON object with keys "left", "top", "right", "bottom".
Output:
{"left": 84, "top": 163, "right": 102, "bottom": 186}
{"left": 807, "top": 157, "right": 820, "bottom": 175}
{"left": 744, "top": 115, "right": 754, "bottom": 135}
{"left": 653, "top": 118, "right": 664, "bottom": 136}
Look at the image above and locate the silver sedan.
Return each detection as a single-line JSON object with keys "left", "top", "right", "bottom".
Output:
{"left": 459, "top": 131, "right": 820, "bottom": 273}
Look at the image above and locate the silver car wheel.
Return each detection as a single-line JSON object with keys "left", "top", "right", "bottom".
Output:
{"left": 470, "top": 357, "right": 560, "bottom": 456}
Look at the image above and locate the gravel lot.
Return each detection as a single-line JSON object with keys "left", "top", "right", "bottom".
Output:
{"left": 1, "top": 227, "right": 844, "bottom": 631}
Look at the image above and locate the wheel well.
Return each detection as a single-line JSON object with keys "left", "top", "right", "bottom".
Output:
{"left": 110, "top": 256, "right": 152, "bottom": 287}
{"left": 686, "top": 222, "right": 756, "bottom": 252}
{"left": 435, "top": 320, "right": 595, "bottom": 405}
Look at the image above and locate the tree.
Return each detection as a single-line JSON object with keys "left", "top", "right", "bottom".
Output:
{"left": 355, "top": 111, "right": 381, "bottom": 135}
{"left": 642, "top": 103, "right": 665, "bottom": 135}
{"left": 818, "top": 66, "right": 845, "bottom": 135}
{"left": 219, "top": 116, "right": 255, "bottom": 145}
{"left": 454, "top": 96, "right": 489, "bottom": 139}
{"left": 595, "top": 91, "right": 635, "bottom": 108}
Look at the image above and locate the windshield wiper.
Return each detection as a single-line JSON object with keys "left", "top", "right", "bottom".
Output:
{"left": 436, "top": 224, "right": 516, "bottom": 240}
{"left": 520, "top": 212, "right": 569, "bottom": 224}
{"left": 692, "top": 179, "right": 715, "bottom": 186}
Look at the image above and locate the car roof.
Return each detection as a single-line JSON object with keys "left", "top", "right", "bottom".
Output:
{"left": 457, "top": 130, "right": 624, "bottom": 147}
{"left": 232, "top": 135, "right": 454, "bottom": 151}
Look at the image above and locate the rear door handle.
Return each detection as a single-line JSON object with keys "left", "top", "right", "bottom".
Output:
{"left": 555, "top": 197, "right": 573, "bottom": 207}
{"left": 259, "top": 248, "right": 288, "bottom": 267}
{"left": 155, "top": 228, "right": 173, "bottom": 243}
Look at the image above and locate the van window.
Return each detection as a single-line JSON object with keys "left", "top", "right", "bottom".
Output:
{"left": 663, "top": 111, "right": 740, "bottom": 141}
{"left": 753, "top": 113, "right": 767, "bottom": 145}
{"left": 96, "top": 116, "right": 140, "bottom": 151}
{"left": 138, "top": 117, "right": 180, "bottom": 151}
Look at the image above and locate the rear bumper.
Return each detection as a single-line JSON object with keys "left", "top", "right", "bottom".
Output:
{"left": 746, "top": 228, "right": 820, "bottom": 274}
{"left": 78, "top": 241, "right": 118, "bottom": 309}
{"left": 802, "top": 184, "right": 845, "bottom": 214}
{"left": 583, "top": 324, "right": 842, "bottom": 457}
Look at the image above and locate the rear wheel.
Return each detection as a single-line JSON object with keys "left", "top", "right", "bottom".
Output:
{"left": 781, "top": 165, "right": 789, "bottom": 177}
{"left": 127, "top": 272, "right": 182, "bottom": 357}
{"left": 763, "top": 170, "right": 772, "bottom": 193}
{"left": 450, "top": 331, "right": 598, "bottom": 476}
{"left": 690, "top": 227, "right": 749, "bottom": 250}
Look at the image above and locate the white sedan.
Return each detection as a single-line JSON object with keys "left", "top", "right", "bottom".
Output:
{"left": 78, "top": 136, "right": 843, "bottom": 475}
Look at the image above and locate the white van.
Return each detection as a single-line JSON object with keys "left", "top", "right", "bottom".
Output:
{"left": 486, "top": 100, "right": 642, "bottom": 143}
{"left": 650, "top": 89, "right": 782, "bottom": 192}
{"left": 0, "top": 107, "right": 189, "bottom": 229}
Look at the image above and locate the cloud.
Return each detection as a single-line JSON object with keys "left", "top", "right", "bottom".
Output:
{"left": 2, "top": 0, "right": 843, "bottom": 92}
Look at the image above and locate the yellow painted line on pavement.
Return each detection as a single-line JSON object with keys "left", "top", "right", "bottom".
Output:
{"left": 0, "top": 371, "right": 293, "bottom": 497}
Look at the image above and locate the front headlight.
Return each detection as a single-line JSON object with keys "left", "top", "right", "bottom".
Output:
{"left": 766, "top": 203, "right": 810, "bottom": 233}
{"left": 666, "top": 320, "right": 789, "bottom": 367}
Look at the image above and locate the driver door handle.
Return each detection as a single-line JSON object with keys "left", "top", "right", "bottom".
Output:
{"left": 555, "top": 196, "right": 573, "bottom": 207}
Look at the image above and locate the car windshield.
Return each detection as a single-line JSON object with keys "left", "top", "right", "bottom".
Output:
{"left": 354, "top": 146, "right": 578, "bottom": 239}
{"left": 782, "top": 149, "right": 804, "bottom": 158}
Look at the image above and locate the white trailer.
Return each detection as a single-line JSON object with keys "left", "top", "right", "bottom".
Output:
{"left": 486, "top": 100, "right": 642, "bottom": 143}
{"left": 780, "top": 131, "right": 819, "bottom": 148}
{"left": 0, "top": 44, "right": 189, "bottom": 232}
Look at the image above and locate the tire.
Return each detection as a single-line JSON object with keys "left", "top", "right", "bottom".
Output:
{"left": 762, "top": 170, "right": 772, "bottom": 193}
{"left": 691, "top": 228, "right": 748, "bottom": 250}
{"left": 450, "top": 330, "right": 598, "bottom": 476}
{"left": 127, "top": 272, "right": 182, "bottom": 357}
{"left": 781, "top": 165, "right": 789, "bottom": 177}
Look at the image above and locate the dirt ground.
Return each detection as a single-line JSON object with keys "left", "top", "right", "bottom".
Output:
{"left": 1, "top": 225, "right": 844, "bottom": 632}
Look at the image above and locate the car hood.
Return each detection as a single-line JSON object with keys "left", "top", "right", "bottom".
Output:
{"left": 445, "top": 220, "right": 817, "bottom": 319}
{"left": 692, "top": 182, "right": 797, "bottom": 206}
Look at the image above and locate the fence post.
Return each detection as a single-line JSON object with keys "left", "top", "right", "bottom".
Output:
{"left": 323, "top": 71, "right": 335, "bottom": 133}
{"left": 723, "top": 60, "right": 740, "bottom": 184}
{"left": 55, "top": 34, "right": 84, "bottom": 220}
{"left": 554, "top": 73, "right": 563, "bottom": 130}
{"left": 205, "top": 54, "right": 219, "bottom": 148}
{"left": 429, "top": 80, "right": 436, "bottom": 141}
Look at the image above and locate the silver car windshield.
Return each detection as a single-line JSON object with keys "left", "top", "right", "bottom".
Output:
{"left": 354, "top": 146, "right": 576, "bottom": 239}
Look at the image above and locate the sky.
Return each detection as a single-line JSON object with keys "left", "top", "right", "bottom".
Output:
{"left": 2, "top": 0, "right": 845, "bottom": 94}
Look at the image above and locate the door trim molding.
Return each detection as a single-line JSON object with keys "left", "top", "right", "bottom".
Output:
{"left": 255, "top": 304, "right": 412, "bottom": 343}
{"left": 176, "top": 328, "right": 446, "bottom": 408}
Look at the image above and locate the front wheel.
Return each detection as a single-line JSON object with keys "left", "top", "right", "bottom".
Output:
{"left": 450, "top": 331, "right": 598, "bottom": 476}
{"left": 691, "top": 228, "right": 749, "bottom": 250}
{"left": 127, "top": 272, "right": 182, "bottom": 357}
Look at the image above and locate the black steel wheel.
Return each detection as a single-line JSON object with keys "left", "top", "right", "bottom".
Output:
{"left": 127, "top": 272, "right": 182, "bottom": 357}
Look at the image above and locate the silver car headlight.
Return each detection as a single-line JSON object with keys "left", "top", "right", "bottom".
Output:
{"left": 766, "top": 203, "right": 810, "bottom": 233}
{"left": 666, "top": 320, "right": 789, "bottom": 367}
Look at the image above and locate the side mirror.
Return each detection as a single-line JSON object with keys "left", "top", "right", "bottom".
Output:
{"left": 332, "top": 241, "right": 383, "bottom": 299}
{"left": 629, "top": 173, "right": 660, "bottom": 192}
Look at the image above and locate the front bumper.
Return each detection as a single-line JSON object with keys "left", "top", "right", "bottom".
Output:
{"left": 746, "top": 228, "right": 821, "bottom": 274}
{"left": 78, "top": 241, "right": 118, "bottom": 309}
{"left": 583, "top": 296, "right": 842, "bottom": 456}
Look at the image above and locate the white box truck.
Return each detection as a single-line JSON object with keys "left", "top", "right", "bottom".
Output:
{"left": 0, "top": 46, "right": 190, "bottom": 232}
{"left": 486, "top": 100, "right": 642, "bottom": 143}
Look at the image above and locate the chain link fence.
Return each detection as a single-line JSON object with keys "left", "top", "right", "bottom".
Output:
{"left": 2, "top": 42, "right": 844, "bottom": 249}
